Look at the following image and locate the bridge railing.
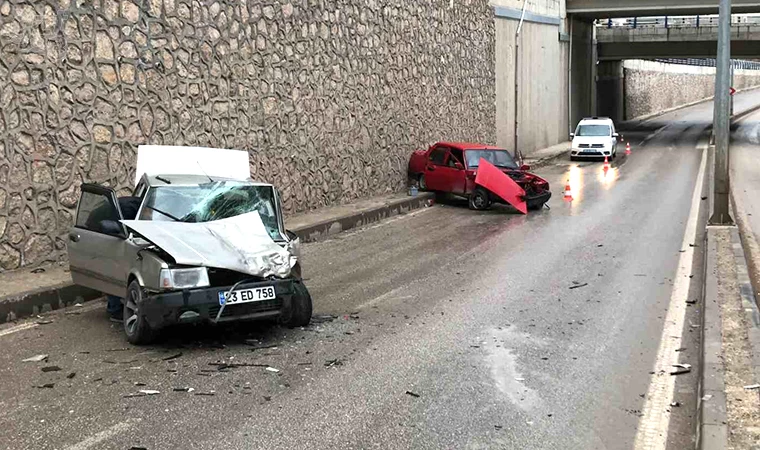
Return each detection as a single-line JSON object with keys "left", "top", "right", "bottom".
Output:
{"left": 599, "top": 15, "right": 760, "bottom": 29}
{"left": 652, "top": 58, "right": 760, "bottom": 71}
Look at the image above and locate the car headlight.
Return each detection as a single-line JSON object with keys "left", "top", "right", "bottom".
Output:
{"left": 160, "top": 267, "right": 210, "bottom": 289}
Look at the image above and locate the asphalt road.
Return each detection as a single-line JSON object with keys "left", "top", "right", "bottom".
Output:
{"left": 2, "top": 94, "right": 756, "bottom": 450}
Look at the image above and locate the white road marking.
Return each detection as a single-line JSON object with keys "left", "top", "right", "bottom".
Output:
{"left": 63, "top": 419, "right": 139, "bottom": 450}
{"left": 0, "top": 322, "right": 38, "bottom": 338}
{"left": 634, "top": 145, "right": 707, "bottom": 450}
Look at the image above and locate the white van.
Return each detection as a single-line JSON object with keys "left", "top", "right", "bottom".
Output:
{"left": 570, "top": 117, "right": 619, "bottom": 161}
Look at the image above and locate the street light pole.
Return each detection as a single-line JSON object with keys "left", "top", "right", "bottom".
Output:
{"left": 711, "top": 0, "right": 733, "bottom": 225}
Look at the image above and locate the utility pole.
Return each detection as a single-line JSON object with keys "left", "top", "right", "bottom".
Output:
{"left": 711, "top": 0, "right": 733, "bottom": 225}
{"left": 514, "top": 1, "right": 527, "bottom": 165}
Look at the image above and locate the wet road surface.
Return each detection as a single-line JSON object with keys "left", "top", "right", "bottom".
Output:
{"left": 2, "top": 94, "right": 757, "bottom": 450}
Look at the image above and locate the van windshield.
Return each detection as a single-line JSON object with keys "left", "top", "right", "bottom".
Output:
{"left": 576, "top": 124, "right": 611, "bottom": 137}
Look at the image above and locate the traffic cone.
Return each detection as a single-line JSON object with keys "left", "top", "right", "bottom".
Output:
{"left": 625, "top": 142, "right": 631, "bottom": 155}
{"left": 563, "top": 181, "right": 573, "bottom": 202}
{"left": 603, "top": 155, "right": 610, "bottom": 171}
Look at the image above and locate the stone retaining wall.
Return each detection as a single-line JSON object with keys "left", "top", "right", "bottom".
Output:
{"left": 0, "top": 0, "right": 496, "bottom": 270}
{"left": 624, "top": 59, "right": 760, "bottom": 120}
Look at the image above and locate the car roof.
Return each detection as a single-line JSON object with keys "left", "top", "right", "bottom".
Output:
{"left": 578, "top": 117, "right": 614, "bottom": 125}
{"left": 144, "top": 174, "right": 274, "bottom": 188}
{"left": 436, "top": 142, "right": 506, "bottom": 151}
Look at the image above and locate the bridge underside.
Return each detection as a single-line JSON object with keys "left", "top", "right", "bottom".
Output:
{"left": 598, "top": 40, "right": 760, "bottom": 60}
{"left": 568, "top": 0, "right": 760, "bottom": 18}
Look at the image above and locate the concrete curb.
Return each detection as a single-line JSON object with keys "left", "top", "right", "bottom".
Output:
{"left": 292, "top": 192, "right": 435, "bottom": 243}
{"left": 0, "top": 192, "right": 436, "bottom": 325}
{"left": 700, "top": 226, "right": 730, "bottom": 450}
{"left": 0, "top": 282, "right": 101, "bottom": 324}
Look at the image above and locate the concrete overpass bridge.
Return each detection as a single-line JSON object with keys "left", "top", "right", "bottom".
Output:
{"left": 596, "top": 22, "right": 760, "bottom": 59}
{"left": 568, "top": 0, "right": 760, "bottom": 18}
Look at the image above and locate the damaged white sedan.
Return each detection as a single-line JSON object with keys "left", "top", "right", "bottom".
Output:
{"left": 67, "top": 145, "right": 312, "bottom": 344}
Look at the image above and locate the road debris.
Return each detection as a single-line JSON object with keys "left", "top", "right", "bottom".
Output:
{"left": 569, "top": 283, "right": 588, "bottom": 290}
{"left": 324, "top": 359, "right": 343, "bottom": 367}
{"left": 263, "top": 396, "right": 272, "bottom": 401}
{"left": 173, "top": 387, "right": 195, "bottom": 392}
{"left": 36, "top": 383, "right": 55, "bottom": 389}
{"left": 31, "top": 267, "right": 46, "bottom": 274}
{"left": 209, "top": 362, "right": 268, "bottom": 370}
{"left": 515, "top": 377, "right": 526, "bottom": 381}
{"left": 670, "top": 401, "right": 681, "bottom": 407}
{"left": 134, "top": 382, "right": 147, "bottom": 387}
{"left": 138, "top": 390, "right": 160, "bottom": 395}
{"left": 162, "top": 352, "right": 183, "bottom": 361}
{"left": 36, "top": 319, "right": 54, "bottom": 325}
{"left": 405, "top": 391, "right": 420, "bottom": 398}
{"left": 129, "top": 447, "right": 148, "bottom": 450}
{"left": 22, "top": 354, "right": 48, "bottom": 362}
{"left": 195, "top": 391, "right": 216, "bottom": 396}
{"left": 311, "top": 314, "right": 337, "bottom": 324}
{"left": 686, "top": 299, "right": 698, "bottom": 305}
{"left": 670, "top": 363, "right": 692, "bottom": 375}
{"left": 66, "top": 372, "right": 76, "bottom": 379}
{"left": 743, "top": 384, "right": 760, "bottom": 390}
{"left": 265, "top": 367, "right": 280, "bottom": 373}
{"left": 41, "top": 366, "right": 62, "bottom": 372}
{"left": 675, "top": 348, "right": 687, "bottom": 352}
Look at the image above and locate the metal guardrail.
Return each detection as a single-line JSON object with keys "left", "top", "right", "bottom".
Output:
{"left": 652, "top": 58, "right": 760, "bottom": 70}
{"left": 598, "top": 15, "right": 760, "bottom": 29}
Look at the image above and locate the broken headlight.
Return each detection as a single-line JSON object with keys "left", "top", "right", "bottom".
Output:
{"left": 159, "top": 267, "right": 210, "bottom": 289}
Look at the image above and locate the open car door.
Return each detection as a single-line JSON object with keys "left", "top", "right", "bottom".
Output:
{"left": 67, "top": 184, "right": 129, "bottom": 297}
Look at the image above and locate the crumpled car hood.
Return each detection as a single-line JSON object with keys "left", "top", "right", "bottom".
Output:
{"left": 121, "top": 212, "right": 293, "bottom": 279}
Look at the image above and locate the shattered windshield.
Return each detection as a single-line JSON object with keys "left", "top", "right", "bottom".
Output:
{"left": 466, "top": 149, "right": 518, "bottom": 169}
{"left": 139, "top": 182, "right": 284, "bottom": 241}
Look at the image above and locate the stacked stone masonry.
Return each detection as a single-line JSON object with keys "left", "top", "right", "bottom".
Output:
{"left": 0, "top": 0, "right": 496, "bottom": 270}
{"left": 624, "top": 60, "right": 760, "bottom": 120}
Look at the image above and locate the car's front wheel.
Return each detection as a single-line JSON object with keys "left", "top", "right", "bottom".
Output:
{"left": 418, "top": 174, "right": 428, "bottom": 191}
{"left": 468, "top": 187, "right": 491, "bottom": 210}
{"left": 124, "top": 280, "right": 156, "bottom": 345}
{"left": 280, "top": 281, "right": 313, "bottom": 328}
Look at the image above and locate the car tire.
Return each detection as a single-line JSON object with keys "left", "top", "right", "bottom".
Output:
{"left": 124, "top": 280, "right": 156, "bottom": 345}
{"left": 527, "top": 200, "right": 545, "bottom": 211}
{"left": 418, "top": 174, "right": 428, "bottom": 191}
{"left": 468, "top": 187, "right": 491, "bottom": 211}
{"left": 570, "top": 155, "right": 577, "bottom": 162}
{"left": 281, "top": 281, "right": 313, "bottom": 328}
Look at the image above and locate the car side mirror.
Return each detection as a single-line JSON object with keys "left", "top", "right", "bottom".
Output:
{"left": 570, "top": 133, "right": 575, "bottom": 138}
{"left": 612, "top": 133, "right": 619, "bottom": 138}
{"left": 100, "top": 220, "right": 124, "bottom": 237}
{"left": 520, "top": 164, "right": 531, "bottom": 171}
{"left": 286, "top": 230, "right": 302, "bottom": 258}
{"left": 454, "top": 162, "right": 464, "bottom": 170}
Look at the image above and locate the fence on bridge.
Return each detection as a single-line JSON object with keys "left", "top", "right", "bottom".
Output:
{"left": 651, "top": 58, "right": 760, "bottom": 70}
{"left": 599, "top": 15, "right": 760, "bottom": 29}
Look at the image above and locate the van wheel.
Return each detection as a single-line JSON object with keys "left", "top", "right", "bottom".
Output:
{"left": 281, "top": 281, "right": 312, "bottom": 328}
{"left": 469, "top": 187, "right": 491, "bottom": 210}
{"left": 124, "top": 281, "right": 156, "bottom": 345}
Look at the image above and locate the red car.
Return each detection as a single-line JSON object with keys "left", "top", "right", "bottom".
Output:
{"left": 408, "top": 142, "right": 552, "bottom": 211}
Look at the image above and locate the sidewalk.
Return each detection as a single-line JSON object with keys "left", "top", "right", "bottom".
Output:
{"left": 0, "top": 191, "right": 434, "bottom": 324}
{"left": 523, "top": 141, "right": 571, "bottom": 168}
{"left": 702, "top": 225, "right": 760, "bottom": 450}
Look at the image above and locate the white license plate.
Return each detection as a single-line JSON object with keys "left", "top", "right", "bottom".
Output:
{"left": 583, "top": 148, "right": 596, "bottom": 153}
{"left": 218, "top": 286, "right": 276, "bottom": 305}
